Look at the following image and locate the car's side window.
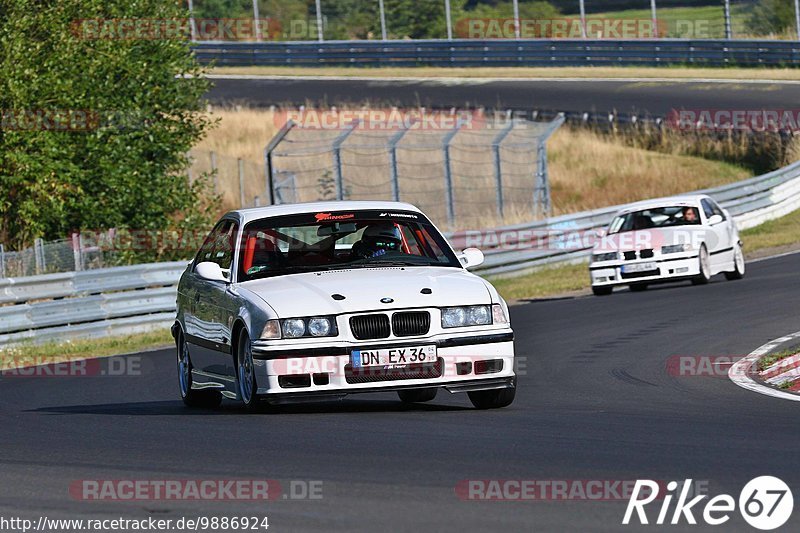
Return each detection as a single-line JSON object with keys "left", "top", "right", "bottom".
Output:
{"left": 710, "top": 200, "right": 726, "bottom": 220}
{"left": 195, "top": 220, "right": 238, "bottom": 272}
{"left": 701, "top": 200, "right": 715, "bottom": 220}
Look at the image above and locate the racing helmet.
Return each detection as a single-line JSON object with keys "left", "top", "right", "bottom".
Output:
{"left": 359, "top": 223, "right": 403, "bottom": 254}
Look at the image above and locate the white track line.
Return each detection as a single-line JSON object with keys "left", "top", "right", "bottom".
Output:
{"left": 729, "top": 331, "right": 800, "bottom": 402}
{"left": 204, "top": 74, "right": 800, "bottom": 85}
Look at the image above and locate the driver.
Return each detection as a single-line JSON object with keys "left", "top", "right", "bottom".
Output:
{"left": 351, "top": 223, "right": 403, "bottom": 259}
{"left": 683, "top": 207, "right": 699, "bottom": 224}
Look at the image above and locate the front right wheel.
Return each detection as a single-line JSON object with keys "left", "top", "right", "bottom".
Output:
{"left": 177, "top": 330, "right": 221, "bottom": 408}
{"left": 691, "top": 244, "right": 711, "bottom": 285}
{"left": 468, "top": 379, "right": 516, "bottom": 409}
{"left": 724, "top": 242, "right": 745, "bottom": 280}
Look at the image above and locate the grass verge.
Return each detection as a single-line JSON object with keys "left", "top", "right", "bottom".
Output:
{"left": 0, "top": 329, "right": 173, "bottom": 370}
{"left": 757, "top": 349, "right": 798, "bottom": 372}
{"left": 210, "top": 65, "right": 800, "bottom": 81}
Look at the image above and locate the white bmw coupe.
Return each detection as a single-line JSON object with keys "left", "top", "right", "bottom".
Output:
{"left": 173, "top": 201, "right": 516, "bottom": 410}
{"left": 589, "top": 195, "right": 745, "bottom": 296}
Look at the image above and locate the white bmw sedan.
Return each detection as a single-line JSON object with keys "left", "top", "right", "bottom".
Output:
{"left": 173, "top": 201, "right": 516, "bottom": 410}
{"left": 589, "top": 195, "right": 745, "bottom": 296}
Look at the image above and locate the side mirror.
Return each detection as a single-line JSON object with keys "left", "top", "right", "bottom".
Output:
{"left": 196, "top": 261, "right": 228, "bottom": 283}
{"left": 707, "top": 214, "right": 723, "bottom": 226}
{"left": 459, "top": 247, "right": 485, "bottom": 269}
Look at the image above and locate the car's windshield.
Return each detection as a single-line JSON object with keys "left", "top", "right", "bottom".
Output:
{"left": 237, "top": 210, "right": 460, "bottom": 281}
{"left": 608, "top": 206, "right": 701, "bottom": 235}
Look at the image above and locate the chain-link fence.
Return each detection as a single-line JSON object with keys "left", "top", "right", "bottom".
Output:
{"left": 265, "top": 115, "right": 563, "bottom": 231}
{"left": 189, "top": 149, "right": 269, "bottom": 211}
{"left": 0, "top": 235, "right": 108, "bottom": 278}
{"left": 187, "top": 0, "right": 800, "bottom": 41}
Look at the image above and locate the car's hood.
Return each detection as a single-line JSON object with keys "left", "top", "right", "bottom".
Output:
{"left": 239, "top": 267, "right": 492, "bottom": 317}
{"left": 594, "top": 227, "right": 709, "bottom": 252}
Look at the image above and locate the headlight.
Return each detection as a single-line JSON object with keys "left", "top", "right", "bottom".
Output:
{"left": 441, "top": 305, "right": 492, "bottom": 328}
{"left": 307, "top": 317, "right": 332, "bottom": 337}
{"left": 662, "top": 244, "right": 690, "bottom": 254}
{"left": 442, "top": 307, "right": 467, "bottom": 328}
{"left": 282, "top": 319, "right": 306, "bottom": 338}
{"left": 260, "top": 320, "right": 281, "bottom": 339}
{"left": 592, "top": 251, "right": 618, "bottom": 262}
{"left": 468, "top": 305, "right": 491, "bottom": 325}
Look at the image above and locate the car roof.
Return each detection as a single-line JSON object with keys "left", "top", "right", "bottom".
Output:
{"left": 615, "top": 194, "right": 711, "bottom": 215}
{"left": 225, "top": 201, "right": 424, "bottom": 225}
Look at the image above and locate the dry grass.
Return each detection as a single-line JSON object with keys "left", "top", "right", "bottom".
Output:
{"left": 547, "top": 127, "right": 750, "bottom": 214}
{"left": 195, "top": 108, "right": 750, "bottom": 227}
{"left": 212, "top": 66, "right": 800, "bottom": 81}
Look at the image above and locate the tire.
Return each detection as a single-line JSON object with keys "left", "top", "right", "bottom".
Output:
{"left": 592, "top": 286, "right": 613, "bottom": 296}
{"left": 177, "top": 330, "right": 222, "bottom": 408}
{"left": 724, "top": 243, "right": 745, "bottom": 280}
{"left": 691, "top": 245, "right": 711, "bottom": 285}
{"left": 468, "top": 378, "right": 516, "bottom": 410}
{"left": 398, "top": 388, "right": 438, "bottom": 403}
{"left": 236, "top": 328, "right": 262, "bottom": 412}
{"left": 629, "top": 283, "right": 648, "bottom": 292}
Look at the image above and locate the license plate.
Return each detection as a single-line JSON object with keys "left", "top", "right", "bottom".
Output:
{"left": 352, "top": 345, "right": 437, "bottom": 368}
{"left": 622, "top": 262, "right": 658, "bottom": 273}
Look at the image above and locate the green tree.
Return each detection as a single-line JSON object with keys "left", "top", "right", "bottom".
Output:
{"left": 0, "top": 0, "right": 216, "bottom": 258}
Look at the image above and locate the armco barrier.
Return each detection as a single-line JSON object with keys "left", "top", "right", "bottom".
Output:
{"left": 2, "top": 159, "right": 800, "bottom": 346}
{"left": 192, "top": 39, "right": 800, "bottom": 68}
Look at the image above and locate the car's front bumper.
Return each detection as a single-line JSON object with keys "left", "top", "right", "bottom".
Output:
{"left": 250, "top": 330, "right": 515, "bottom": 401}
{"left": 590, "top": 253, "right": 700, "bottom": 287}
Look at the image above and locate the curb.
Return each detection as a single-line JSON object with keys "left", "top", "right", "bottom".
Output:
{"left": 729, "top": 331, "right": 800, "bottom": 401}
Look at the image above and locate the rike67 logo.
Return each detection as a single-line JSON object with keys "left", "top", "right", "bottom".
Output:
{"left": 623, "top": 477, "right": 793, "bottom": 530}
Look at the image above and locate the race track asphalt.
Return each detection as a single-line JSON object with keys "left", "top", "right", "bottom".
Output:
{"left": 1, "top": 252, "right": 799, "bottom": 532}
{"left": 205, "top": 76, "right": 800, "bottom": 116}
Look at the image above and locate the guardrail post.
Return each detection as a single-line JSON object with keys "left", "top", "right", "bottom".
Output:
{"left": 445, "top": 0, "right": 453, "bottom": 40}
{"left": 723, "top": 0, "right": 732, "bottom": 39}
{"left": 442, "top": 122, "right": 463, "bottom": 226}
{"left": 210, "top": 151, "right": 218, "bottom": 193}
{"left": 534, "top": 115, "right": 565, "bottom": 219}
{"left": 379, "top": 0, "right": 388, "bottom": 40}
{"left": 315, "top": 0, "right": 324, "bottom": 41}
{"left": 388, "top": 120, "right": 413, "bottom": 201}
{"left": 72, "top": 233, "right": 83, "bottom": 272}
{"left": 264, "top": 120, "right": 295, "bottom": 205}
{"left": 187, "top": 0, "right": 197, "bottom": 42}
{"left": 579, "top": 0, "right": 587, "bottom": 38}
{"left": 238, "top": 158, "right": 246, "bottom": 208}
{"left": 332, "top": 120, "right": 360, "bottom": 201}
{"left": 795, "top": 0, "right": 800, "bottom": 41}
{"left": 0, "top": 244, "right": 5, "bottom": 278}
{"left": 34, "top": 238, "right": 44, "bottom": 275}
{"left": 492, "top": 119, "right": 516, "bottom": 220}
{"left": 252, "top": 0, "right": 261, "bottom": 42}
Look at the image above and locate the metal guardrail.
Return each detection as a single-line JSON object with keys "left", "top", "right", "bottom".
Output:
{"left": 2, "top": 159, "right": 800, "bottom": 346}
{"left": 193, "top": 39, "right": 800, "bottom": 68}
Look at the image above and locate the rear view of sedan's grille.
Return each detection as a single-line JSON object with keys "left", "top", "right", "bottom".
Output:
{"left": 392, "top": 311, "right": 430, "bottom": 337}
{"left": 350, "top": 314, "right": 391, "bottom": 340}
